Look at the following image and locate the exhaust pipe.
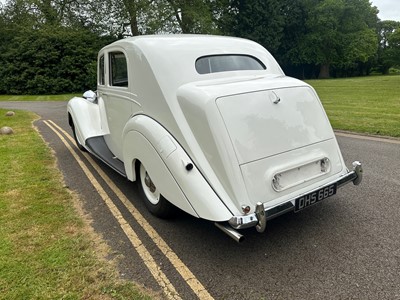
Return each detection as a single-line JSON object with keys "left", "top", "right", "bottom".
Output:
{"left": 215, "top": 222, "right": 245, "bottom": 243}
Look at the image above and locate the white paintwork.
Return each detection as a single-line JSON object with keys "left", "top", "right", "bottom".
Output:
{"left": 216, "top": 85, "right": 334, "bottom": 164}
{"left": 68, "top": 97, "right": 103, "bottom": 145}
{"left": 68, "top": 35, "right": 352, "bottom": 222}
{"left": 240, "top": 139, "right": 344, "bottom": 209}
{"left": 122, "top": 115, "right": 235, "bottom": 221}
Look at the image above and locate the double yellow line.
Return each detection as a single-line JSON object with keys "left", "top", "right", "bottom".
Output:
{"left": 43, "top": 120, "right": 214, "bottom": 300}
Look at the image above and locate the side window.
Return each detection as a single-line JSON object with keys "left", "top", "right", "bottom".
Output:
{"left": 99, "top": 55, "right": 105, "bottom": 85}
{"left": 109, "top": 52, "right": 128, "bottom": 87}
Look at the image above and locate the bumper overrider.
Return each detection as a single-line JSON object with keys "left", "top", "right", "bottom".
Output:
{"left": 216, "top": 161, "right": 363, "bottom": 242}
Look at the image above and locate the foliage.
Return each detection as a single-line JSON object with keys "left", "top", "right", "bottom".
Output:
{"left": 0, "top": 26, "right": 114, "bottom": 94}
{"left": 221, "top": 0, "right": 285, "bottom": 54}
{"left": 114, "top": 0, "right": 224, "bottom": 35}
{"left": 164, "top": 0, "right": 221, "bottom": 33}
{"left": 377, "top": 20, "right": 400, "bottom": 74}
{"left": 290, "top": 0, "right": 379, "bottom": 78}
{"left": 388, "top": 30, "right": 400, "bottom": 65}
{"left": 0, "top": 0, "right": 115, "bottom": 95}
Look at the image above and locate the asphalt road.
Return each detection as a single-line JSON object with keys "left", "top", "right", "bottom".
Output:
{"left": 1, "top": 101, "right": 399, "bottom": 299}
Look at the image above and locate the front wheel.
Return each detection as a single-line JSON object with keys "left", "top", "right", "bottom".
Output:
{"left": 138, "top": 163, "right": 175, "bottom": 218}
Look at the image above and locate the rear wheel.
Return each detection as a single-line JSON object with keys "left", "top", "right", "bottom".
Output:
{"left": 138, "top": 162, "right": 175, "bottom": 218}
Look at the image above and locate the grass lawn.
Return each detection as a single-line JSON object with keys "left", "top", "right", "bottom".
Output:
{"left": 0, "top": 94, "right": 78, "bottom": 101}
{"left": 307, "top": 75, "right": 400, "bottom": 137}
{"left": 0, "top": 109, "right": 153, "bottom": 300}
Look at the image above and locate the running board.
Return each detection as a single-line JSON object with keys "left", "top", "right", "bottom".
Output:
{"left": 85, "top": 136, "right": 126, "bottom": 177}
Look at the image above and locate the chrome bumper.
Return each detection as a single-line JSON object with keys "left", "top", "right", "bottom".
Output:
{"left": 229, "top": 161, "right": 363, "bottom": 232}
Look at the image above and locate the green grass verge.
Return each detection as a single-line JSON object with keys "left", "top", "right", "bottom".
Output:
{"left": 0, "top": 109, "right": 154, "bottom": 300}
{"left": 0, "top": 94, "right": 78, "bottom": 101}
{"left": 307, "top": 75, "right": 400, "bottom": 137}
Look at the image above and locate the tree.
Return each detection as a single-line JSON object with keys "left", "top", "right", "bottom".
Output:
{"left": 0, "top": 26, "right": 113, "bottom": 94}
{"left": 165, "top": 0, "right": 222, "bottom": 33}
{"left": 117, "top": 0, "right": 146, "bottom": 36}
{"left": 377, "top": 20, "right": 400, "bottom": 74}
{"left": 274, "top": 0, "right": 311, "bottom": 78}
{"left": 0, "top": 0, "right": 115, "bottom": 94}
{"left": 387, "top": 28, "right": 400, "bottom": 65}
{"left": 295, "top": 0, "right": 379, "bottom": 78}
{"left": 220, "top": 0, "right": 285, "bottom": 55}
{"left": 115, "top": 0, "right": 221, "bottom": 35}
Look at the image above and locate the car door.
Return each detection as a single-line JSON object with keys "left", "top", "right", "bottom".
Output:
{"left": 98, "top": 49, "right": 138, "bottom": 160}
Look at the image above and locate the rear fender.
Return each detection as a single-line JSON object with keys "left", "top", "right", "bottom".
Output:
{"left": 122, "top": 115, "right": 233, "bottom": 222}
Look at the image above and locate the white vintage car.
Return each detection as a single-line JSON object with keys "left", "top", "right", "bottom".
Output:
{"left": 68, "top": 35, "right": 362, "bottom": 242}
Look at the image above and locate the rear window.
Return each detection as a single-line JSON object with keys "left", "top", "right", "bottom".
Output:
{"left": 195, "top": 55, "right": 266, "bottom": 74}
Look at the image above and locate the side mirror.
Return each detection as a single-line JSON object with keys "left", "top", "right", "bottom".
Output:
{"left": 83, "top": 90, "right": 97, "bottom": 102}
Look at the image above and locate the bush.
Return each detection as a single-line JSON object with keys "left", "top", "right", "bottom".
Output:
{"left": 389, "top": 67, "right": 400, "bottom": 74}
{"left": 0, "top": 27, "right": 114, "bottom": 94}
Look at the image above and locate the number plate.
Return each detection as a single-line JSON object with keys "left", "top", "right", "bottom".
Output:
{"left": 295, "top": 183, "right": 337, "bottom": 212}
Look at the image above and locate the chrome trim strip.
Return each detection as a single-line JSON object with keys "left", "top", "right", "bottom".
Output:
{"left": 229, "top": 161, "right": 363, "bottom": 230}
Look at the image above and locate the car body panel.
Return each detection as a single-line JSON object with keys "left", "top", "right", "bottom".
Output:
{"left": 216, "top": 85, "right": 334, "bottom": 164}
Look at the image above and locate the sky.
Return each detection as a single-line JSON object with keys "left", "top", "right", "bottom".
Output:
{"left": 371, "top": 0, "right": 400, "bottom": 21}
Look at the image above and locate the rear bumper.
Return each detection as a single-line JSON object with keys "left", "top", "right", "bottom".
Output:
{"left": 229, "top": 161, "right": 363, "bottom": 230}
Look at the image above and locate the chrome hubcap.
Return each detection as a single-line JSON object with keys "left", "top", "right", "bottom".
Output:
{"left": 140, "top": 164, "right": 160, "bottom": 205}
{"left": 144, "top": 172, "right": 156, "bottom": 193}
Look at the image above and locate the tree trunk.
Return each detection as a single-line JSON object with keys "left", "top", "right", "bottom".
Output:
{"left": 130, "top": 14, "right": 139, "bottom": 36}
{"left": 167, "top": 1, "right": 192, "bottom": 33}
{"left": 382, "top": 65, "right": 390, "bottom": 75}
{"left": 123, "top": 0, "right": 140, "bottom": 36}
{"left": 318, "top": 63, "right": 330, "bottom": 79}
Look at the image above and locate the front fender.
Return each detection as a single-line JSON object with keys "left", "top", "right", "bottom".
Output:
{"left": 67, "top": 97, "right": 104, "bottom": 145}
{"left": 122, "top": 115, "right": 233, "bottom": 222}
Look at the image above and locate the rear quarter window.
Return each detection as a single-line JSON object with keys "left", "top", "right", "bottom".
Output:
{"left": 109, "top": 52, "right": 128, "bottom": 87}
{"left": 195, "top": 55, "right": 266, "bottom": 74}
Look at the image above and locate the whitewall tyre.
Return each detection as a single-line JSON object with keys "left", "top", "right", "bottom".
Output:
{"left": 138, "top": 162, "right": 175, "bottom": 218}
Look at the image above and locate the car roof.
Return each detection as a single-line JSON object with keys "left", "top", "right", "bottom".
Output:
{"left": 101, "top": 35, "right": 284, "bottom": 97}
{"left": 105, "top": 34, "right": 282, "bottom": 74}
{"left": 110, "top": 34, "right": 263, "bottom": 53}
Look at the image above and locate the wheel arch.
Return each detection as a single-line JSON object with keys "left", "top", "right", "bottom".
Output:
{"left": 68, "top": 112, "right": 73, "bottom": 127}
